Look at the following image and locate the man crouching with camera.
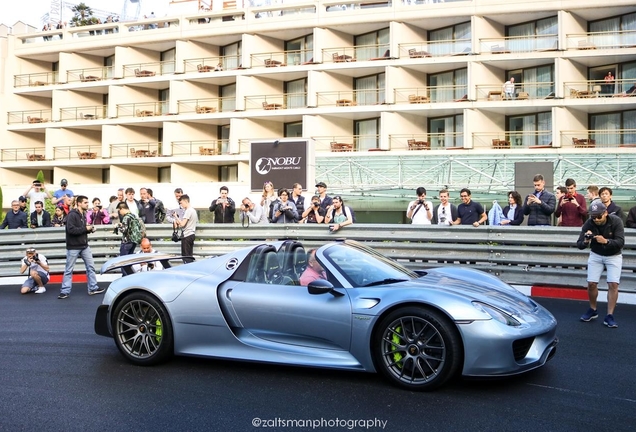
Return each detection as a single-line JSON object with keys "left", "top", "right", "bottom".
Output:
{"left": 20, "top": 247, "right": 50, "bottom": 294}
{"left": 577, "top": 200, "right": 624, "bottom": 328}
{"left": 239, "top": 197, "right": 268, "bottom": 225}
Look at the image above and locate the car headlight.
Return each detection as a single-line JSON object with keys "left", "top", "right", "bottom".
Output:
{"left": 472, "top": 302, "right": 521, "bottom": 327}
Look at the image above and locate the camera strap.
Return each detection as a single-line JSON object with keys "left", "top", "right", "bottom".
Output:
{"left": 411, "top": 203, "right": 423, "bottom": 219}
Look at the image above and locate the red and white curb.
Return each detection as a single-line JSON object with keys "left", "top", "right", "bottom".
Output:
{"left": 0, "top": 273, "right": 120, "bottom": 286}
{"left": 512, "top": 285, "right": 636, "bottom": 306}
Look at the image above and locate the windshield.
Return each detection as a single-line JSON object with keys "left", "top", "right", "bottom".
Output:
{"left": 321, "top": 241, "right": 418, "bottom": 287}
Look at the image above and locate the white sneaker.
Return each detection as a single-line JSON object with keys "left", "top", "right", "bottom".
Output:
{"left": 35, "top": 287, "right": 46, "bottom": 294}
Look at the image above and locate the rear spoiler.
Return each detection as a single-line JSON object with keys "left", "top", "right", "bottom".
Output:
{"left": 100, "top": 254, "right": 194, "bottom": 276}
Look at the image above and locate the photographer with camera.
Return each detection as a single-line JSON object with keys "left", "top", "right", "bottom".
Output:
{"left": 555, "top": 178, "right": 587, "bottom": 227}
{"left": 271, "top": 188, "right": 299, "bottom": 223}
{"left": 209, "top": 186, "right": 236, "bottom": 223}
{"left": 23, "top": 179, "right": 53, "bottom": 214}
{"left": 522, "top": 174, "right": 556, "bottom": 226}
{"left": 20, "top": 247, "right": 50, "bottom": 294}
{"left": 577, "top": 200, "right": 624, "bottom": 328}
{"left": 406, "top": 187, "right": 433, "bottom": 225}
{"left": 302, "top": 195, "right": 327, "bottom": 224}
{"left": 132, "top": 238, "right": 164, "bottom": 273}
{"left": 239, "top": 197, "right": 268, "bottom": 225}
{"left": 58, "top": 195, "right": 103, "bottom": 299}
{"left": 87, "top": 197, "right": 110, "bottom": 225}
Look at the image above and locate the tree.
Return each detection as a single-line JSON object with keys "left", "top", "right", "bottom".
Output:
{"left": 70, "top": 2, "right": 99, "bottom": 27}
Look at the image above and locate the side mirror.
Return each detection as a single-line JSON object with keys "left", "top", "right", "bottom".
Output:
{"left": 307, "top": 279, "right": 343, "bottom": 296}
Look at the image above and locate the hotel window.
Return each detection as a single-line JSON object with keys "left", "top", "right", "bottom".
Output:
{"left": 354, "top": 117, "right": 380, "bottom": 151}
{"left": 159, "top": 88, "right": 169, "bottom": 115}
{"left": 220, "top": 83, "right": 236, "bottom": 112}
{"left": 505, "top": 65, "right": 554, "bottom": 98}
{"left": 507, "top": 17, "right": 557, "bottom": 52}
{"left": 221, "top": 41, "right": 242, "bottom": 70}
{"left": 429, "top": 22, "right": 471, "bottom": 56}
{"left": 590, "top": 110, "right": 636, "bottom": 146}
{"left": 285, "top": 34, "right": 313, "bottom": 65}
{"left": 218, "top": 124, "right": 230, "bottom": 154}
{"left": 429, "top": 115, "right": 463, "bottom": 148}
{"left": 159, "top": 167, "right": 171, "bottom": 183}
{"left": 161, "top": 48, "right": 176, "bottom": 75}
{"left": 355, "top": 28, "right": 389, "bottom": 60}
{"left": 589, "top": 12, "right": 636, "bottom": 48}
{"left": 104, "top": 55, "right": 114, "bottom": 79}
{"left": 506, "top": 112, "right": 551, "bottom": 147}
{"left": 285, "top": 122, "right": 303, "bottom": 137}
{"left": 590, "top": 60, "right": 636, "bottom": 94}
{"left": 354, "top": 73, "right": 385, "bottom": 105}
{"left": 428, "top": 68, "right": 467, "bottom": 102}
{"left": 284, "top": 78, "right": 307, "bottom": 108}
{"left": 219, "top": 165, "right": 238, "bottom": 182}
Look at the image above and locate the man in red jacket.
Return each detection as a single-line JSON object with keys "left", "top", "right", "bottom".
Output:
{"left": 555, "top": 178, "right": 587, "bottom": 227}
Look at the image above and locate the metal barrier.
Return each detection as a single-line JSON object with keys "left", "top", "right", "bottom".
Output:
{"left": 1, "top": 224, "right": 635, "bottom": 292}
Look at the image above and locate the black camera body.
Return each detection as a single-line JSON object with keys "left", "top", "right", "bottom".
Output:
{"left": 32, "top": 253, "right": 39, "bottom": 262}
{"left": 147, "top": 263, "right": 155, "bottom": 270}
{"left": 585, "top": 233, "right": 594, "bottom": 240}
{"left": 244, "top": 203, "right": 250, "bottom": 209}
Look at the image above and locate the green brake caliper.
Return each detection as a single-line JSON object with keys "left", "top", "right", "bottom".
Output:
{"left": 155, "top": 318, "right": 162, "bottom": 343}
{"left": 392, "top": 326, "right": 403, "bottom": 368}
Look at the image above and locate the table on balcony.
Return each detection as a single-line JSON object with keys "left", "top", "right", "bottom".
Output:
{"left": 330, "top": 142, "right": 353, "bottom": 152}
{"left": 333, "top": 54, "right": 355, "bottom": 63}
{"left": 487, "top": 91, "right": 503, "bottom": 101}
{"left": 78, "top": 151, "right": 97, "bottom": 159}
{"left": 263, "top": 102, "right": 283, "bottom": 110}
{"left": 31, "top": 81, "right": 47, "bottom": 86}
{"left": 134, "top": 150, "right": 151, "bottom": 157}
{"left": 83, "top": 114, "right": 96, "bottom": 120}
{"left": 199, "top": 146, "right": 217, "bottom": 155}
{"left": 336, "top": 99, "right": 356, "bottom": 106}
{"left": 197, "top": 65, "right": 214, "bottom": 72}
{"left": 492, "top": 139, "right": 510, "bottom": 149}
{"left": 27, "top": 153, "right": 45, "bottom": 161}
{"left": 573, "top": 138, "right": 596, "bottom": 148}
{"left": 136, "top": 110, "right": 155, "bottom": 117}
{"left": 265, "top": 59, "right": 286, "bottom": 67}
{"left": 27, "top": 116, "right": 44, "bottom": 124}
{"left": 135, "top": 69, "right": 156, "bottom": 77}
{"left": 81, "top": 75, "right": 101, "bottom": 82}
{"left": 407, "top": 140, "right": 430, "bottom": 150}
{"left": 196, "top": 106, "right": 217, "bottom": 113}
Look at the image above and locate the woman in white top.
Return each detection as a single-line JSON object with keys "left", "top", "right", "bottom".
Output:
{"left": 260, "top": 181, "right": 277, "bottom": 220}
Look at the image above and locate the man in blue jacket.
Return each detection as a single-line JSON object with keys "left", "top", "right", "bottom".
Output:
{"left": 523, "top": 174, "right": 556, "bottom": 226}
{"left": 1, "top": 200, "right": 28, "bottom": 229}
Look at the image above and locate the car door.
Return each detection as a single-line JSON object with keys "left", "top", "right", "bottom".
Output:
{"left": 219, "top": 281, "right": 353, "bottom": 351}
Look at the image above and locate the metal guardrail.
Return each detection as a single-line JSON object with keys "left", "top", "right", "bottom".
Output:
{"left": 1, "top": 224, "right": 635, "bottom": 292}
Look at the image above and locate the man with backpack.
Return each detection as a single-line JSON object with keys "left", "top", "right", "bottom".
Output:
{"left": 115, "top": 202, "right": 145, "bottom": 256}
{"left": 324, "top": 196, "right": 354, "bottom": 233}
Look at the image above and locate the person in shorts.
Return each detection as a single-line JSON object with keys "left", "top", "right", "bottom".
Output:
{"left": 20, "top": 247, "right": 50, "bottom": 294}
{"left": 577, "top": 200, "right": 624, "bottom": 328}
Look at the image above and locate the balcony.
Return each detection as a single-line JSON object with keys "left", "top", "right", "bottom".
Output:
{"left": 53, "top": 145, "right": 101, "bottom": 160}
{"left": 317, "top": 90, "right": 385, "bottom": 107}
{"left": 66, "top": 67, "right": 114, "bottom": 82}
{"left": 110, "top": 142, "right": 161, "bottom": 159}
{"left": 394, "top": 86, "right": 469, "bottom": 104}
{"left": 14, "top": 72, "right": 60, "bottom": 88}
{"left": 561, "top": 130, "right": 636, "bottom": 148}
{"left": 399, "top": 39, "right": 471, "bottom": 58}
{"left": 473, "top": 131, "right": 552, "bottom": 150}
{"left": 184, "top": 55, "right": 243, "bottom": 73}
{"left": 565, "top": 79, "right": 635, "bottom": 98}
{"left": 322, "top": 44, "right": 395, "bottom": 63}
{"left": 172, "top": 140, "right": 229, "bottom": 156}
{"left": 117, "top": 102, "right": 169, "bottom": 118}
{"left": 475, "top": 82, "right": 555, "bottom": 101}
{"left": 7, "top": 109, "right": 53, "bottom": 125}
{"left": 566, "top": 30, "right": 636, "bottom": 50}
{"left": 178, "top": 98, "right": 223, "bottom": 114}
{"left": 1, "top": 147, "right": 47, "bottom": 162}
{"left": 59, "top": 105, "right": 108, "bottom": 121}
{"left": 479, "top": 34, "right": 558, "bottom": 54}
{"left": 122, "top": 61, "right": 176, "bottom": 78}
{"left": 312, "top": 135, "right": 381, "bottom": 152}
{"left": 245, "top": 94, "right": 306, "bottom": 110}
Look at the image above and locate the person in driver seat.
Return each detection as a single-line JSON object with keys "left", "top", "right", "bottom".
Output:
{"left": 299, "top": 249, "right": 327, "bottom": 286}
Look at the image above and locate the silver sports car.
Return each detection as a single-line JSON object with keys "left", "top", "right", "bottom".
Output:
{"left": 95, "top": 239, "right": 558, "bottom": 391}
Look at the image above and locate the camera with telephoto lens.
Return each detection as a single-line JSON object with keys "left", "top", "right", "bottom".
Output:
{"left": 32, "top": 253, "right": 39, "bottom": 262}
{"left": 585, "top": 233, "right": 594, "bottom": 240}
{"left": 244, "top": 203, "right": 250, "bottom": 209}
{"left": 147, "top": 263, "right": 155, "bottom": 270}
{"left": 313, "top": 202, "right": 320, "bottom": 207}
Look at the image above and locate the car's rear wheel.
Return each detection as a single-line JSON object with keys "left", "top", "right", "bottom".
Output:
{"left": 112, "top": 292, "right": 173, "bottom": 365}
{"left": 373, "top": 307, "right": 462, "bottom": 391}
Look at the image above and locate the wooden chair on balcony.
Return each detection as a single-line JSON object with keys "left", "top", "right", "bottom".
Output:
{"left": 264, "top": 59, "right": 286, "bottom": 67}
{"left": 27, "top": 116, "right": 44, "bottom": 124}
{"left": 492, "top": 139, "right": 510, "bottom": 149}
{"left": 332, "top": 52, "right": 354, "bottom": 63}
{"left": 408, "top": 94, "right": 429, "bottom": 104}
{"left": 454, "top": 94, "right": 469, "bottom": 102}
{"left": 262, "top": 101, "right": 284, "bottom": 110}
{"left": 26, "top": 153, "right": 45, "bottom": 161}
{"left": 197, "top": 64, "right": 214, "bottom": 72}
{"left": 130, "top": 148, "right": 136, "bottom": 157}
{"left": 407, "top": 139, "right": 430, "bottom": 150}
{"left": 196, "top": 105, "right": 217, "bottom": 113}
{"left": 487, "top": 91, "right": 503, "bottom": 101}
{"left": 369, "top": 50, "right": 393, "bottom": 61}
{"left": 134, "top": 68, "right": 156, "bottom": 77}
{"left": 150, "top": 150, "right": 158, "bottom": 157}
{"left": 573, "top": 138, "right": 596, "bottom": 148}
{"left": 408, "top": 48, "right": 432, "bottom": 58}
{"left": 80, "top": 74, "right": 100, "bottom": 82}
{"left": 517, "top": 92, "right": 529, "bottom": 100}
{"left": 330, "top": 142, "right": 353, "bottom": 152}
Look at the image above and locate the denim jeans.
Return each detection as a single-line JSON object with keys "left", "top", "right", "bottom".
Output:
{"left": 120, "top": 242, "right": 136, "bottom": 256}
{"left": 61, "top": 247, "right": 99, "bottom": 294}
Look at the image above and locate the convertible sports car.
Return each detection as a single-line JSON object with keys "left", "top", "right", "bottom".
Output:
{"left": 95, "top": 239, "right": 558, "bottom": 391}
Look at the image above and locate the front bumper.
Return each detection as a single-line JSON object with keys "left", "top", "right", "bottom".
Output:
{"left": 94, "top": 304, "right": 111, "bottom": 337}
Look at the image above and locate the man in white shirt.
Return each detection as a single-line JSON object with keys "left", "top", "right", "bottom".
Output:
{"left": 432, "top": 189, "right": 458, "bottom": 225}
{"left": 23, "top": 180, "right": 53, "bottom": 214}
{"left": 132, "top": 238, "right": 163, "bottom": 273}
{"left": 239, "top": 197, "right": 268, "bottom": 225}
{"left": 20, "top": 247, "right": 50, "bottom": 294}
{"left": 174, "top": 194, "right": 198, "bottom": 263}
{"left": 406, "top": 187, "right": 433, "bottom": 225}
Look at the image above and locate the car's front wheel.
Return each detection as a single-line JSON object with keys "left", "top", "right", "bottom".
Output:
{"left": 373, "top": 307, "right": 462, "bottom": 391}
{"left": 112, "top": 292, "right": 173, "bottom": 365}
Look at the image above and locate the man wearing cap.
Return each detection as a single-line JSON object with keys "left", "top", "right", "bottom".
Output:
{"left": 52, "top": 179, "right": 75, "bottom": 205}
{"left": 577, "top": 200, "right": 624, "bottom": 328}
{"left": 315, "top": 182, "right": 333, "bottom": 214}
{"left": 18, "top": 196, "right": 28, "bottom": 213}
{"left": 20, "top": 247, "right": 50, "bottom": 294}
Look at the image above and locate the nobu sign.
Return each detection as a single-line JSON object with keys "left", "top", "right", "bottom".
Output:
{"left": 250, "top": 140, "right": 308, "bottom": 191}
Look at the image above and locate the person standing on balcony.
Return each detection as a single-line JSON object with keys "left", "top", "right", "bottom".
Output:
{"left": 502, "top": 77, "right": 515, "bottom": 100}
{"left": 603, "top": 71, "right": 614, "bottom": 95}
{"left": 555, "top": 178, "right": 587, "bottom": 227}
{"left": 523, "top": 174, "right": 556, "bottom": 226}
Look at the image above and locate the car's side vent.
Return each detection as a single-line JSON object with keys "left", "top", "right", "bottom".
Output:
{"left": 512, "top": 337, "right": 535, "bottom": 361}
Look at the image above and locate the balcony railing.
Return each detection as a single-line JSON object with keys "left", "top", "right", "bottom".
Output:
{"left": 14, "top": 72, "right": 59, "bottom": 88}
{"left": 110, "top": 142, "right": 162, "bottom": 159}
{"left": 183, "top": 55, "right": 242, "bottom": 72}
{"left": 475, "top": 82, "right": 555, "bottom": 101}
{"left": 245, "top": 93, "right": 307, "bottom": 110}
{"left": 564, "top": 79, "right": 634, "bottom": 98}
{"left": 473, "top": 131, "right": 552, "bottom": 149}
{"left": 566, "top": 30, "right": 636, "bottom": 50}
{"left": 322, "top": 44, "right": 394, "bottom": 63}
{"left": 394, "top": 85, "right": 469, "bottom": 104}
{"left": 1, "top": 147, "right": 47, "bottom": 162}
{"left": 561, "top": 130, "right": 636, "bottom": 148}
{"left": 122, "top": 61, "right": 176, "bottom": 78}
{"left": 250, "top": 49, "right": 314, "bottom": 67}
{"left": 59, "top": 105, "right": 108, "bottom": 121}
{"left": 7, "top": 109, "right": 53, "bottom": 125}
{"left": 399, "top": 39, "right": 472, "bottom": 57}
{"left": 316, "top": 90, "right": 385, "bottom": 107}
{"left": 66, "top": 67, "right": 114, "bottom": 82}
{"left": 53, "top": 145, "right": 102, "bottom": 160}
{"left": 178, "top": 97, "right": 224, "bottom": 114}
{"left": 117, "top": 102, "right": 169, "bottom": 118}
{"left": 311, "top": 135, "right": 381, "bottom": 152}
{"left": 172, "top": 140, "right": 229, "bottom": 156}
{"left": 389, "top": 134, "right": 464, "bottom": 150}
{"left": 479, "top": 34, "right": 558, "bottom": 54}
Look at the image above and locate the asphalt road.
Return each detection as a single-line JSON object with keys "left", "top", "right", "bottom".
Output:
{"left": 1, "top": 284, "right": 635, "bottom": 432}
